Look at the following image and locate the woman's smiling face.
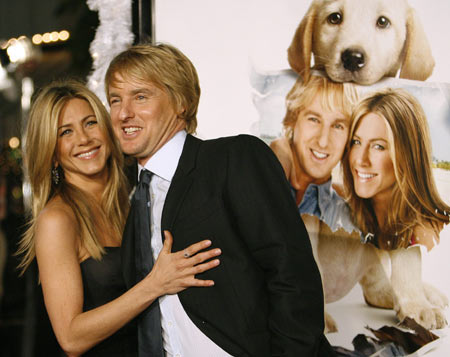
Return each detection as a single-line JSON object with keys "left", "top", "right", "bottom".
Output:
{"left": 349, "top": 112, "right": 396, "bottom": 204}
{"left": 56, "top": 98, "right": 110, "bottom": 186}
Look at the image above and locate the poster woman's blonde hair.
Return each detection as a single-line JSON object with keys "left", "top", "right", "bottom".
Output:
{"left": 343, "top": 87, "right": 450, "bottom": 250}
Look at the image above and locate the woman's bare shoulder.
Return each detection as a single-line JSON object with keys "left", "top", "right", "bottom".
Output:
{"left": 35, "top": 196, "right": 78, "bottom": 248}
{"left": 38, "top": 196, "right": 75, "bottom": 224}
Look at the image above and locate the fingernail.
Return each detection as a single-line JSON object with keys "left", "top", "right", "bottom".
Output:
{"left": 214, "top": 259, "right": 220, "bottom": 265}
{"left": 215, "top": 249, "right": 221, "bottom": 255}
{"left": 204, "top": 240, "right": 212, "bottom": 246}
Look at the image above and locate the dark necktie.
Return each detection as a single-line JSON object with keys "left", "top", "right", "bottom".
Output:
{"left": 132, "top": 169, "right": 164, "bottom": 357}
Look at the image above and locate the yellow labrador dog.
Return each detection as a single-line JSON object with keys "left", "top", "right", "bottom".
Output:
{"left": 288, "top": 0, "right": 435, "bottom": 84}
{"left": 305, "top": 214, "right": 448, "bottom": 332}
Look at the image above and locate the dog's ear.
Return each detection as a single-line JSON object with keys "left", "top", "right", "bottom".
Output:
{"left": 287, "top": 2, "right": 317, "bottom": 81}
{"left": 400, "top": 7, "right": 435, "bottom": 81}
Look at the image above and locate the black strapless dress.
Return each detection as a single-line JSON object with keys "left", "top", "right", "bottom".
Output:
{"left": 80, "top": 247, "right": 137, "bottom": 356}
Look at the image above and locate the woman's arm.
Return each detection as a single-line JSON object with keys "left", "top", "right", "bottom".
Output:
{"left": 35, "top": 204, "right": 220, "bottom": 356}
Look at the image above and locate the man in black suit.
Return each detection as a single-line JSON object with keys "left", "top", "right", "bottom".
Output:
{"left": 106, "top": 43, "right": 334, "bottom": 356}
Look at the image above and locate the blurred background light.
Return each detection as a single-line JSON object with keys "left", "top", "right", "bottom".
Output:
{"left": 31, "top": 34, "right": 42, "bottom": 45}
{"left": 42, "top": 32, "right": 51, "bottom": 43}
{"left": 50, "top": 31, "right": 58, "bottom": 42}
{"left": 31, "top": 30, "right": 70, "bottom": 45}
{"left": 8, "top": 137, "right": 20, "bottom": 149}
{"left": 6, "top": 37, "right": 33, "bottom": 63}
{"left": 58, "top": 30, "right": 70, "bottom": 41}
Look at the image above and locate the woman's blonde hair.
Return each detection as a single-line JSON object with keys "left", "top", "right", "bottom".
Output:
{"left": 105, "top": 42, "right": 200, "bottom": 134}
{"left": 343, "top": 88, "right": 450, "bottom": 249}
{"left": 17, "top": 79, "right": 129, "bottom": 274}
{"left": 283, "top": 74, "right": 359, "bottom": 140}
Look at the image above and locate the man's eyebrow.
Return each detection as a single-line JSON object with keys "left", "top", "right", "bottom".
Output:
{"left": 303, "top": 109, "right": 322, "bottom": 117}
{"left": 302, "top": 110, "right": 348, "bottom": 122}
{"left": 334, "top": 117, "right": 350, "bottom": 124}
{"left": 130, "top": 88, "right": 154, "bottom": 95}
{"left": 109, "top": 88, "right": 154, "bottom": 98}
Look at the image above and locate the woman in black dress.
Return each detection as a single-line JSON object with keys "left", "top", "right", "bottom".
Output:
{"left": 17, "top": 80, "right": 221, "bottom": 356}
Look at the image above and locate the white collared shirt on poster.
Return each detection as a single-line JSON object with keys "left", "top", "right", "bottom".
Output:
{"left": 139, "top": 130, "right": 232, "bottom": 357}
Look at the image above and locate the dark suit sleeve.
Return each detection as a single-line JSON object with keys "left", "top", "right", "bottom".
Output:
{"left": 225, "top": 135, "right": 330, "bottom": 356}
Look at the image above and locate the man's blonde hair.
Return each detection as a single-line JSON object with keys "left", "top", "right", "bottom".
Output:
{"left": 105, "top": 43, "right": 201, "bottom": 134}
{"left": 283, "top": 75, "right": 359, "bottom": 140}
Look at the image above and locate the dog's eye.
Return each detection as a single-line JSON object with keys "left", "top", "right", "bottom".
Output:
{"left": 376, "top": 16, "right": 390, "bottom": 29}
{"left": 327, "top": 12, "right": 343, "bottom": 25}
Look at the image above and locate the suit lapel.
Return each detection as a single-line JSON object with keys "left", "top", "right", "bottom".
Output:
{"left": 161, "top": 134, "right": 202, "bottom": 232}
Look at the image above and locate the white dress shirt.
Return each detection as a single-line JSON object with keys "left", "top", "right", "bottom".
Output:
{"left": 139, "top": 130, "right": 232, "bottom": 357}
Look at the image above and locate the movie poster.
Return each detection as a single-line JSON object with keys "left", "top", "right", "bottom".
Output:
{"left": 155, "top": 1, "right": 450, "bottom": 355}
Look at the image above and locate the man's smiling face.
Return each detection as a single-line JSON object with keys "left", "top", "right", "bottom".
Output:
{"left": 291, "top": 93, "right": 350, "bottom": 185}
{"left": 108, "top": 73, "right": 185, "bottom": 166}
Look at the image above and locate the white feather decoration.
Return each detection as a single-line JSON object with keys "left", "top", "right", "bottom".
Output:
{"left": 86, "top": 0, "right": 134, "bottom": 104}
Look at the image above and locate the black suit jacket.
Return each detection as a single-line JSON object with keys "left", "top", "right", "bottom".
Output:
{"left": 123, "top": 134, "right": 335, "bottom": 356}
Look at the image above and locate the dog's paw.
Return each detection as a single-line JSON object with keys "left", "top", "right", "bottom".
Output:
{"left": 396, "top": 302, "right": 448, "bottom": 330}
{"left": 359, "top": 259, "right": 394, "bottom": 309}
{"left": 325, "top": 311, "right": 338, "bottom": 333}
{"left": 424, "top": 283, "right": 449, "bottom": 309}
{"left": 363, "top": 289, "right": 394, "bottom": 309}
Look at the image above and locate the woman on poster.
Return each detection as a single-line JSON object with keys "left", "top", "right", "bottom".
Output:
{"left": 342, "top": 87, "right": 450, "bottom": 329}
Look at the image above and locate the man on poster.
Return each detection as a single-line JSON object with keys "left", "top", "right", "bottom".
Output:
{"left": 105, "top": 43, "right": 334, "bottom": 356}
{"left": 270, "top": 74, "right": 359, "bottom": 233}
{"left": 270, "top": 74, "right": 364, "bottom": 333}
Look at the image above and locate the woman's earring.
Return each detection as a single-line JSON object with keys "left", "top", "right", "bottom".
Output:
{"left": 52, "top": 166, "right": 60, "bottom": 186}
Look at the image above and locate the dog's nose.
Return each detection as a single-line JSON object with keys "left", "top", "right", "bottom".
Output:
{"left": 341, "top": 49, "right": 365, "bottom": 72}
